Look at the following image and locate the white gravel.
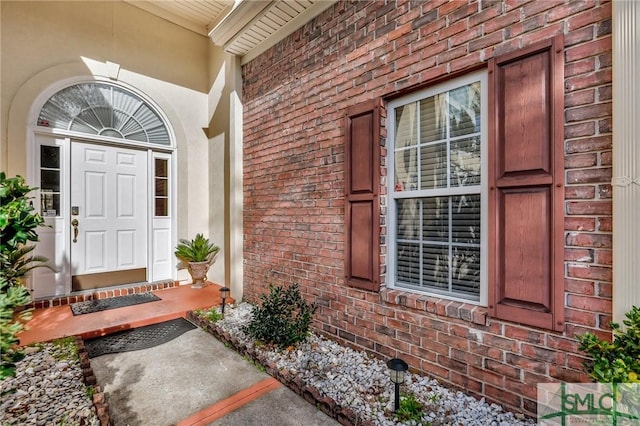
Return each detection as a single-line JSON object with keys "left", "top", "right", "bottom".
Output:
{"left": 208, "top": 302, "right": 536, "bottom": 426}
{"left": 1, "top": 302, "right": 535, "bottom": 425}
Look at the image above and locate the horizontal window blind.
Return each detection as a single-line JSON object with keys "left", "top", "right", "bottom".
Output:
{"left": 396, "top": 195, "right": 481, "bottom": 299}
{"left": 392, "top": 79, "right": 483, "bottom": 301}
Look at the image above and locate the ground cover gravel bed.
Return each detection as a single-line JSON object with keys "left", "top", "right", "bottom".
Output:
{"left": 2, "top": 302, "right": 535, "bottom": 425}
{"left": 189, "top": 302, "right": 536, "bottom": 426}
{"left": 0, "top": 339, "right": 100, "bottom": 426}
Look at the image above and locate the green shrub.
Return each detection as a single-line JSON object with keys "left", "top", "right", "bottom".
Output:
{"left": 578, "top": 306, "right": 640, "bottom": 415}
{"left": 0, "top": 173, "right": 49, "bottom": 379}
{"left": 0, "top": 280, "right": 31, "bottom": 378}
{"left": 578, "top": 306, "right": 640, "bottom": 384}
{"left": 243, "top": 283, "right": 316, "bottom": 348}
{"left": 0, "top": 173, "right": 50, "bottom": 290}
{"left": 0, "top": 173, "right": 45, "bottom": 253}
{"left": 1, "top": 245, "right": 49, "bottom": 286}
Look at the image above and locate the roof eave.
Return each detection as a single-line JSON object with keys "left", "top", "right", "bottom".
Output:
{"left": 209, "top": 0, "right": 337, "bottom": 64}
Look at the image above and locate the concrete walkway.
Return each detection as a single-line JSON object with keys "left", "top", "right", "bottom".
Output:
{"left": 20, "top": 284, "right": 339, "bottom": 425}
{"left": 90, "top": 327, "right": 338, "bottom": 426}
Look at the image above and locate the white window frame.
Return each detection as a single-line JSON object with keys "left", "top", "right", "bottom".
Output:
{"left": 27, "top": 134, "right": 72, "bottom": 298}
{"left": 387, "top": 70, "right": 489, "bottom": 306}
{"left": 149, "top": 151, "right": 175, "bottom": 282}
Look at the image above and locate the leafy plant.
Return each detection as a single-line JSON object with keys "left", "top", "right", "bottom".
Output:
{"left": 174, "top": 233, "right": 220, "bottom": 263}
{"left": 0, "top": 173, "right": 49, "bottom": 379}
{"left": 0, "top": 277, "right": 32, "bottom": 378}
{"left": 578, "top": 306, "right": 640, "bottom": 415}
{"left": 0, "top": 173, "right": 50, "bottom": 289}
{"left": 1, "top": 245, "right": 50, "bottom": 285}
{"left": 394, "top": 393, "right": 425, "bottom": 424}
{"left": 578, "top": 306, "right": 640, "bottom": 383}
{"left": 0, "top": 173, "right": 45, "bottom": 252}
{"left": 197, "top": 307, "right": 223, "bottom": 323}
{"left": 243, "top": 283, "right": 316, "bottom": 348}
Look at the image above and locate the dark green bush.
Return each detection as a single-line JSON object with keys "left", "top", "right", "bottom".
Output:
{"left": 578, "top": 306, "right": 640, "bottom": 415}
{"left": 0, "top": 173, "right": 45, "bottom": 253}
{"left": 0, "top": 173, "right": 49, "bottom": 379}
{"left": 243, "top": 283, "right": 316, "bottom": 348}
{"left": 578, "top": 306, "right": 640, "bottom": 384}
{"left": 0, "top": 281, "right": 31, "bottom": 378}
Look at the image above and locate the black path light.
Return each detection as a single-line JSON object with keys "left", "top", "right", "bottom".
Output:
{"left": 219, "top": 286, "right": 230, "bottom": 315}
{"left": 387, "top": 358, "right": 409, "bottom": 413}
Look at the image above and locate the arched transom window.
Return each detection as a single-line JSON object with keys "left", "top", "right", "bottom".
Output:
{"left": 37, "top": 82, "right": 170, "bottom": 146}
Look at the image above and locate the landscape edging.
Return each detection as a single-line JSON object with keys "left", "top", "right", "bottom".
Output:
{"left": 74, "top": 336, "right": 112, "bottom": 426}
{"left": 186, "top": 310, "right": 377, "bottom": 426}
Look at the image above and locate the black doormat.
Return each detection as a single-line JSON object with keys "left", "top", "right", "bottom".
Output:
{"left": 70, "top": 292, "right": 161, "bottom": 316}
{"left": 84, "top": 318, "right": 197, "bottom": 358}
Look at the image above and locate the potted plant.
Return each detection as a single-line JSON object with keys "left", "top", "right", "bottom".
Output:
{"left": 174, "top": 233, "right": 220, "bottom": 288}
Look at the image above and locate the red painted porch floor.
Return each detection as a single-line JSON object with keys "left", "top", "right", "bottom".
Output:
{"left": 18, "top": 282, "right": 225, "bottom": 346}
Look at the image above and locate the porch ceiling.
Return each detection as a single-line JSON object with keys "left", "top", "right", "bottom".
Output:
{"left": 126, "top": 0, "right": 336, "bottom": 64}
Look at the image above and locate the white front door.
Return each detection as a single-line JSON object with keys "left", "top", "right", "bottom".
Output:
{"left": 70, "top": 141, "right": 148, "bottom": 290}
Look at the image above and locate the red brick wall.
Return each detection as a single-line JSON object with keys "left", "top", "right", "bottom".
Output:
{"left": 242, "top": 0, "right": 612, "bottom": 416}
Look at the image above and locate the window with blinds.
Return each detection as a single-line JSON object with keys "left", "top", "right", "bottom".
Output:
{"left": 389, "top": 71, "right": 487, "bottom": 303}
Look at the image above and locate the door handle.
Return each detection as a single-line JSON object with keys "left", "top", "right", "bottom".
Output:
{"left": 71, "top": 219, "right": 79, "bottom": 243}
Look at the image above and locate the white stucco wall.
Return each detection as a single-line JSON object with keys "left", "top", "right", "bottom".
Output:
{"left": 207, "top": 46, "right": 243, "bottom": 300}
{"left": 0, "top": 1, "right": 232, "bottom": 288}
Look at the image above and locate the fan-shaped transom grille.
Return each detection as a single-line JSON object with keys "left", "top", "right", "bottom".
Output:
{"left": 38, "top": 83, "right": 170, "bottom": 146}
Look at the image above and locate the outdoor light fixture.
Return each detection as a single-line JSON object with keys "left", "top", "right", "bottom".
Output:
{"left": 219, "top": 286, "right": 230, "bottom": 315}
{"left": 387, "top": 358, "right": 408, "bottom": 412}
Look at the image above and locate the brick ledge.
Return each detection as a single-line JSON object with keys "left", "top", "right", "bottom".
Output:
{"left": 26, "top": 280, "right": 178, "bottom": 310}
{"left": 379, "top": 288, "right": 488, "bottom": 326}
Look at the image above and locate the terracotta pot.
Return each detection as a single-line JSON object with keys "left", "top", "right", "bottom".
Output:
{"left": 187, "top": 261, "right": 210, "bottom": 288}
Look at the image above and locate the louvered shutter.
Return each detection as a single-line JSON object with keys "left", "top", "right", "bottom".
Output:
{"left": 344, "top": 99, "right": 381, "bottom": 291}
{"left": 488, "top": 35, "right": 565, "bottom": 331}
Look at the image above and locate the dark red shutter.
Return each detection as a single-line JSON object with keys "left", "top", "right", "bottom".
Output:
{"left": 344, "top": 99, "right": 381, "bottom": 291}
{"left": 488, "top": 35, "right": 565, "bottom": 331}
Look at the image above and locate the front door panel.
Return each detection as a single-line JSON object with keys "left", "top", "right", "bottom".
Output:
{"left": 71, "top": 142, "right": 148, "bottom": 290}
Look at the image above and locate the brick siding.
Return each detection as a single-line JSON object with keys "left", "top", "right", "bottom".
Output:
{"left": 242, "top": 0, "right": 612, "bottom": 417}
{"left": 27, "top": 280, "right": 178, "bottom": 309}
